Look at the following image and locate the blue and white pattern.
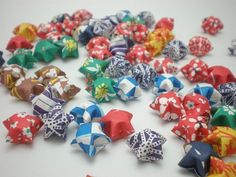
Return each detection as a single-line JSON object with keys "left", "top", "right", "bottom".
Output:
{"left": 0, "top": 51, "right": 5, "bottom": 67}
{"left": 162, "top": 40, "right": 188, "bottom": 61}
{"left": 153, "top": 74, "right": 184, "bottom": 95}
{"left": 93, "top": 19, "right": 114, "bottom": 38}
{"left": 40, "top": 103, "right": 74, "bottom": 139}
{"left": 31, "top": 85, "right": 65, "bottom": 116}
{"left": 116, "top": 10, "right": 133, "bottom": 22}
{"left": 189, "top": 83, "right": 222, "bottom": 107}
{"left": 218, "top": 82, "right": 236, "bottom": 108}
{"left": 77, "top": 25, "right": 95, "bottom": 45}
{"left": 127, "top": 129, "right": 166, "bottom": 162}
{"left": 70, "top": 101, "right": 104, "bottom": 124}
{"left": 105, "top": 54, "right": 131, "bottom": 78}
{"left": 131, "top": 63, "right": 156, "bottom": 89}
{"left": 71, "top": 122, "right": 111, "bottom": 157}
{"left": 178, "top": 142, "right": 218, "bottom": 177}
{"left": 136, "top": 11, "right": 155, "bottom": 28}
{"left": 114, "top": 76, "right": 142, "bottom": 101}
{"left": 109, "top": 36, "right": 129, "bottom": 55}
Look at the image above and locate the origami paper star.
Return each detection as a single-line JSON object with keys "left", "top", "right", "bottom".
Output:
{"left": 208, "top": 156, "right": 236, "bottom": 177}
{"left": 127, "top": 129, "right": 166, "bottom": 162}
{"left": 72, "top": 9, "right": 93, "bottom": 25}
{"left": 131, "top": 63, "right": 156, "bottom": 89}
{"left": 150, "top": 91, "right": 185, "bottom": 121}
{"left": 77, "top": 25, "right": 95, "bottom": 45}
{"left": 126, "top": 45, "right": 152, "bottom": 64}
{"left": 79, "top": 58, "right": 110, "bottom": 81}
{"left": 90, "top": 77, "right": 116, "bottom": 103}
{"left": 116, "top": 10, "right": 134, "bottom": 22}
{"left": 49, "top": 76, "right": 80, "bottom": 101}
{"left": 35, "top": 65, "right": 66, "bottom": 85}
{"left": 162, "top": 40, "right": 188, "bottom": 61}
{"left": 56, "top": 35, "right": 79, "bottom": 59}
{"left": 178, "top": 141, "right": 218, "bottom": 177}
{"left": 86, "top": 36, "right": 110, "bottom": 51}
{"left": 92, "top": 19, "right": 114, "bottom": 38}
{"left": 153, "top": 74, "right": 184, "bottom": 96}
{"left": 31, "top": 85, "right": 65, "bottom": 115}
{"left": 10, "top": 77, "right": 44, "bottom": 102}
{"left": 218, "top": 82, "right": 236, "bottom": 108}
{"left": 114, "top": 76, "right": 142, "bottom": 101}
{"left": 152, "top": 57, "right": 179, "bottom": 75}
{"left": 88, "top": 46, "right": 111, "bottom": 60}
{"left": 190, "top": 83, "right": 222, "bottom": 107}
{"left": 105, "top": 54, "right": 131, "bottom": 78}
{"left": 7, "top": 48, "right": 38, "bottom": 69}
{"left": 202, "top": 16, "right": 224, "bottom": 35}
{"left": 206, "top": 66, "right": 236, "bottom": 89}
{"left": 188, "top": 36, "right": 212, "bottom": 57}
{"left": 172, "top": 114, "right": 210, "bottom": 143}
{"left": 13, "top": 23, "right": 37, "bottom": 42}
{"left": 136, "top": 11, "right": 155, "bottom": 28}
{"left": 34, "top": 39, "right": 59, "bottom": 63}
{"left": 37, "top": 23, "right": 60, "bottom": 39}
{"left": 0, "top": 64, "right": 26, "bottom": 89}
{"left": 40, "top": 103, "right": 74, "bottom": 139}
{"left": 100, "top": 109, "right": 134, "bottom": 141}
{"left": 155, "top": 17, "right": 174, "bottom": 31}
{"left": 183, "top": 93, "right": 211, "bottom": 117}
{"left": 0, "top": 51, "right": 5, "bottom": 67}
{"left": 130, "top": 24, "right": 148, "bottom": 43}
{"left": 202, "top": 126, "right": 236, "bottom": 157}
{"left": 6, "top": 35, "right": 33, "bottom": 52}
{"left": 70, "top": 101, "right": 104, "bottom": 124}
{"left": 109, "top": 36, "right": 128, "bottom": 55}
{"left": 3, "top": 112, "right": 43, "bottom": 144}
{"left": 181, "top": 58, "right": 209, "bottom": 82}
{"left": 228, "top": 39, "right": 236, "bottom": 56}
{"left": 71, "top": 122, "right": 111, "bottom": 157}
{"left": 211, "top": 105, "right": 236, "bottom": 129}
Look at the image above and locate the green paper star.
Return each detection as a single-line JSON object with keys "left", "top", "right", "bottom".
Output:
{"left": 79, "top": 58, "right": 110, "bottom": 81}
{"left": 211, "top": 105, "right": 236, "bottom": 129}
{"left": 56, "top": 35, "right": 79, "bottom": 59}
{"left": 91, "top": 77, "right": 116, "bottom": 103}
{"left": 34, "top": 39, "right": 59, "bottom": 63}
{"left": 7, "top": 48, "right": 37, "bottom": 69}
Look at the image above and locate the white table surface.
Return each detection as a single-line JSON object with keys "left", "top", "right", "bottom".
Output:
{"left": 0, "top": 0, "right": 236, "bottom": 177}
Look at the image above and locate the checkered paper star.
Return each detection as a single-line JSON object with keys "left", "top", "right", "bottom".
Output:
{"left": 71, "top": 122, "right": 111, "bottom": 157}
{"left": 40, "top": 103, "right": 74, "bottom": 139}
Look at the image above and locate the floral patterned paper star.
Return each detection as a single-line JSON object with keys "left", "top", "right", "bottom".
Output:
{"left": 40, "top": 103, "right": 74, "bottom": 139}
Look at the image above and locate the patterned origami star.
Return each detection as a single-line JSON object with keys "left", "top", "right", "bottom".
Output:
{"left": 34, "top": 39, "right": 59, "bottom": 63}
{"left": 203, "top": 126, "right": 236, "bottom": 157}
{"left": 90, "top": 77, "right": 116, "bottom": 103}
{"left": 190, "top": 83, "right": 222, "bottom": 107}
{"left": 114, "top": 76, "right": 142, "bottom": 101}
{"left": 0, "top": 51, "right": 5, "bottom": 67}
{"left": 153, "top": 74, "right": 184, "bottom": 96}
{"left": 56, "top": 35, "right": 79, "bottom": 59}
{"left": 13, "top": 23, "right": 37, "bottom": 42}
{"left": 70, "top": 101, "right": 104, "bottom": 124}
{"left": 150, "top": 91, "right": 186, "bottom": 121}
{"left": 183, "top": 93, "right": 211, "bottom": 117}
{"left": 152, "top": 57, "right": 179, "bottom": 75}
{"left": 100, "top": 109, "right": 134, "bottom": 141}
{"left": 71, "top": 122, "right": 111, "bottom": 157}
{"left": 31, "top": 85, "right": 65, "bottom": 115}
{"left": 127, "top": 129, "right": 166, "bottom": 162}
{"left": 40, "top": 103, "right": 74, "bottom": 139}
{"left": 3, "top": 112, "right": 43, "bottom": 144}
{"left": 208, "top": 156, "right": 236, "bottom": 177}
{"left": 6, "top": 35, "right": 33, "bottom": 52}
{"left": 172, "top": 114, "right": 210, "bottom": 143}
{"left": 7, "top": 48, "right": 38, "bottom": 69}
{"left": 178, "top": 141, "right": 218, "bottom": 177}
{"left": 211, "top": 105, "right": 236, "bottom": 129}
{"left": 218, "top": 82, "right": 236, "bottom": 108}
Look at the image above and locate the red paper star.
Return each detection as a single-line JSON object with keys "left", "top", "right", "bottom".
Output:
{"left": 100, "top": 109, "right": 134, "bottom": 141}
{"left": 6, "top": 35, "right": 33, "bottom": 52}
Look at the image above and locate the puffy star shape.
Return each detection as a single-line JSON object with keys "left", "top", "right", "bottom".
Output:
{"left": 7, "top": 48, "right": 38, "bottom": 69}
{"left": 40, "top": 103, "right": 74, "bottom": 139}
{"left": 203, "top": 126, "right": 236, "bottom": 157}
{"left": 208, "top": 156, "right": 236, "bottom": 177}
{"left": 218, "top": 82, "right": 236, "bottom": 108}
{"left": 127, "top": 129, "right": 166, "bottom": 162}
{"left": 178, "top": 141, "right": 218, "bottom": 177}
{"left": 3, "top": 112, "right": 43, "bottom": 144}
{"left": 71, "top": 122, "right": 111, "bottom": 157}
{"left": 211, "top": 105, "right": 236, "bottom": 129}
{"left": 6, "top": 35, "right": 33, "bottom": 52}
{"left": 100, "top": 109, "right": 134, "bottom": 141}
{"left": 172, "top": 114, "right": 210, "bottom": 143}
{"left": 34, "top": 39, "right": 59, "bottom": 63}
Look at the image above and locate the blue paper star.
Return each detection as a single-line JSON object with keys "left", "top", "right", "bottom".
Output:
{"left": 40, "top": 103, "right": 74, "bottom": 139}
{"left": 0, "top": 51, "right": 5, "bottom": 67}
{"left": 178, "top": 141, "right": 218, "bottom": 177}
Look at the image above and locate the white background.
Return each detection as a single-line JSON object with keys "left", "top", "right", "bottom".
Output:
{"left": 0, "top": 0, "right": 236, "bottom": 177}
